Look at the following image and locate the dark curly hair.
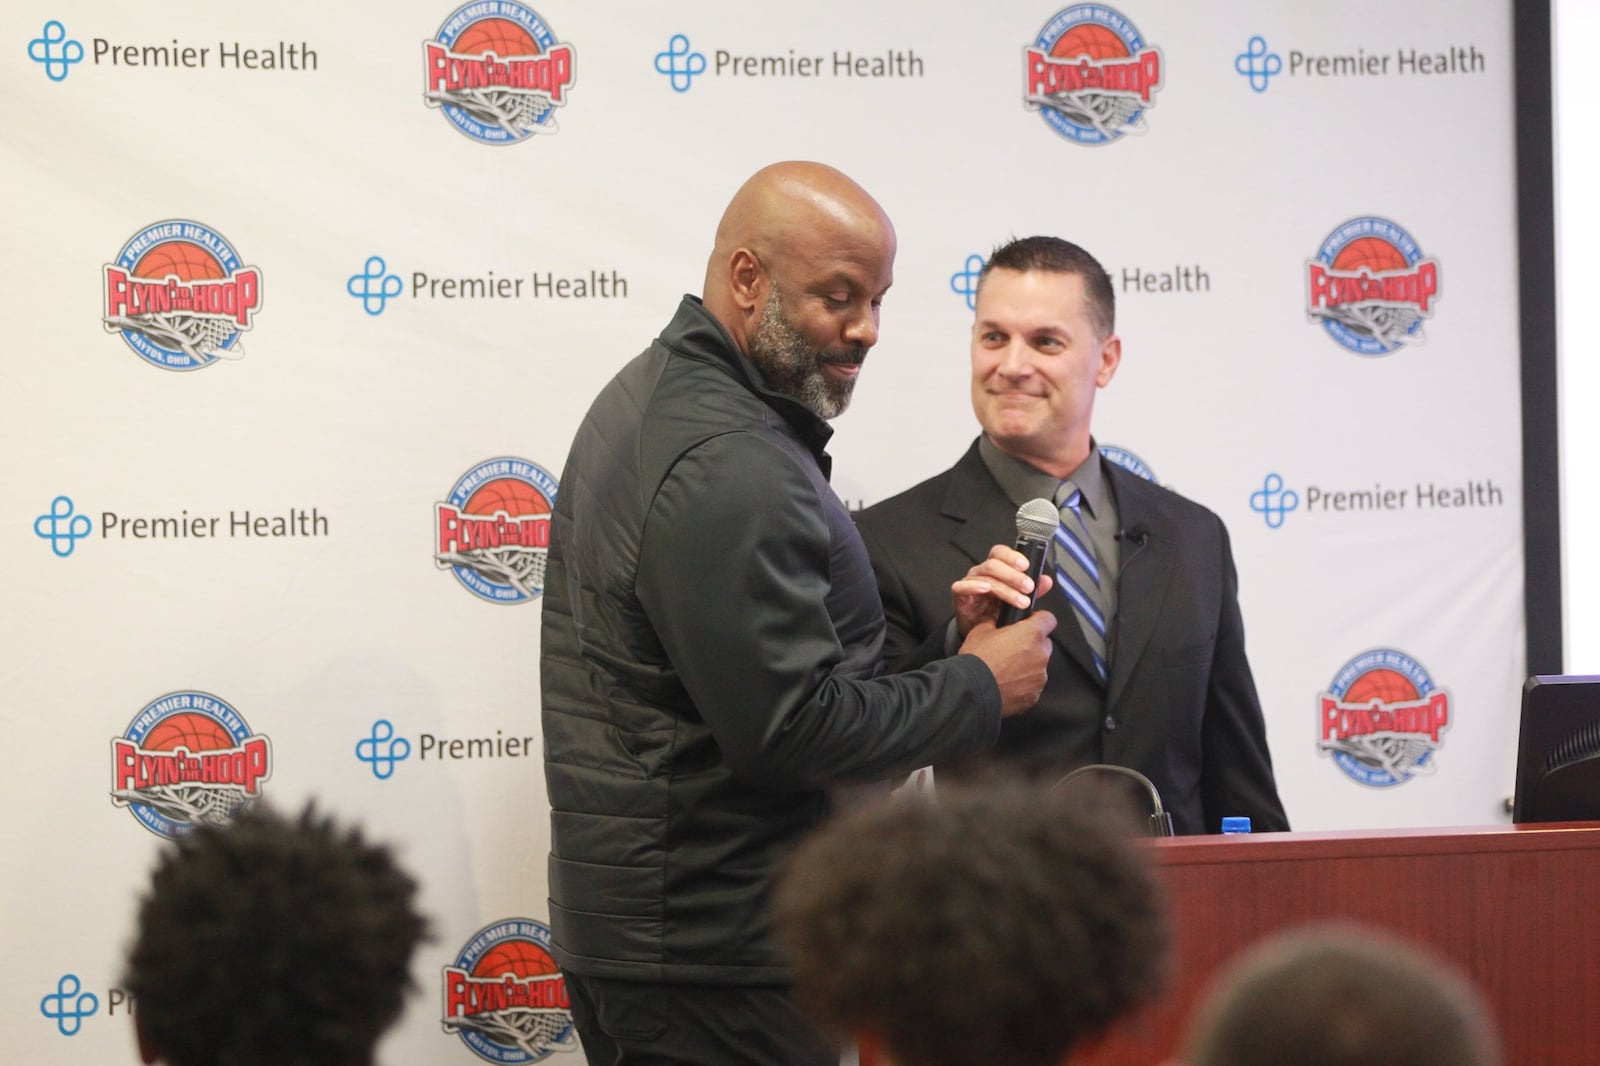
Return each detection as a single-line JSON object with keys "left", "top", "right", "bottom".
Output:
{"left": 771, "top": 779, "right": 1168, "bottom": 1066}
{"left": 979, "top": 235, "right": 1117, "bottom": 339}
{"left": 124, "top": 802, "right": 429, "bottom": 1066}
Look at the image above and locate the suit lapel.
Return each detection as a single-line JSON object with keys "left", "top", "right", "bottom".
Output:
{"left": 941, "top": 444, "right": 1019, "bottom": 565}
{"left": 1105, "top": 467, "right": 1176, "bottom": 709}
{"left": 942, "top": 445, "right": 1102, "bottom": 682}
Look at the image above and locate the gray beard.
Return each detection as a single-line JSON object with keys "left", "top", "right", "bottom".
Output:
{"left": 747, "top": 286, "right": 859, "bottom": 420}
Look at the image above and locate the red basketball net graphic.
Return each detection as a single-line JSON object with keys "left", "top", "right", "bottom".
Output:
{"left": 424, "top": 18, "right": 571, "bottom": 140}
{"left": 1025, "top": 21, "right": 1160, "bottom": 140}
{"left": 1319, "top": 667, "right": 1449, "bottom": 783}
{"left": 435, "top": 477, "right": 550, "bottom": 597}
{"left": 442, "top": 938, "right": 576, "bottom": 1057}
{"left": 103, "top": 241, "right": 255, "bottom": 363}
{"left": 110, "top": 711, "right": 268, "bottom": 826}
{"left": 1308, "top": 237, "right": 1437, "bottom": 353}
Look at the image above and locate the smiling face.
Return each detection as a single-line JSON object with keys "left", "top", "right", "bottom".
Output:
{"left": 970, "top": 267, "right": 1121, "bottom": 477}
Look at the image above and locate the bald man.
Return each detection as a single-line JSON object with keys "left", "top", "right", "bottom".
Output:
{"left": 541, "top": 161, "right": 1055, "bottom": 1065}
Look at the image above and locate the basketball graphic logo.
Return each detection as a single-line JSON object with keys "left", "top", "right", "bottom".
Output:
{"left": 436, "top": 457, "right": 557, "bottom": 604}
{"left": 103, "top": 220, "right": 263, "bottom": 371}
{"left": 1099, "top": 443, "right": 1157, "bottom": 483}
{"left": 1307, "top": 217, "right": 1441, "bottom": 355}
{"left": 110, "top": 691, "right": 272, "bottom": 838}
{"left": 1024, "top": 5, "right": 1163, "bottom": 145}
{"left": 1318, "top": 649, "right": 1452, "bottom": 788}
{"left": 442, "top": 918, "right": 576, "bottom": 1063}
{"left": 424, "top": 2, "right": 576, "bottom": 144}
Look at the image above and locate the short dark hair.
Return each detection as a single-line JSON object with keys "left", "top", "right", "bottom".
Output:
{"left": 125, "top": 802, "right": 429, "bottom": 1066}
{"left": 771, "top": 780, "right": 1168, "bottom": 1066}
{"left": 1184, "top": 923, "right": 1503, "bottom": 1066}
{"left": 979, "top": 235, "right": 1116, "bottom": 338}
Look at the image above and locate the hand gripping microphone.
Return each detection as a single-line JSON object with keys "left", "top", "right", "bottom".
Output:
{"left": 996, "top": 498, "right": 1059, "bottom": 627}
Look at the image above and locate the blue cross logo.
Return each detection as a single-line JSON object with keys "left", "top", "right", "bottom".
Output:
{"left": 34, "top": 496, "right": 92, "bottom": 557}
{"left": 655, "top": 34, "right": 707, "bottom": 92}
{"left": 347, "top": 256, "right": 403, "bottom": 316}
{"left": 1234, "top": 36, "right": 1282, "bottom": 93}
{"left": 40, "top": 975, "right": 98, "bottom": 1036}
{"left": 356, "top": 719, "right": 411, "bottom": 780}
{"left": 950, "top": 254, "right": 985, "bottom": 311}
{"left": 28, "top": 21, "right": 83, "bottom": 82}
{"left": 1250, "top": 473, "right": 1299, "bottom": 529}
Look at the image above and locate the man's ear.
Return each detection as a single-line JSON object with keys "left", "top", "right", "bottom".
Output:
{"left": 728, "top": 248, "right": 765, "bottom": 313}
{"left": 1095, "top": 333, "right": 1123, "bottom": 388}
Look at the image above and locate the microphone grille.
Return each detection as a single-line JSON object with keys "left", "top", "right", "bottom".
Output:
{"left": 1015, "top": 497, "right": 1060, "bottom": 540}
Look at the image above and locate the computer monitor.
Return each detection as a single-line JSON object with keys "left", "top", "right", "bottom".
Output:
{"left": 1512, "top": 674, "right": 1600, "bottom": 823}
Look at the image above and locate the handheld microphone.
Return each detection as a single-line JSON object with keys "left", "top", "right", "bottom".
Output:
{"left": 996, "top": 498, "right": 1059, "bottom": 627}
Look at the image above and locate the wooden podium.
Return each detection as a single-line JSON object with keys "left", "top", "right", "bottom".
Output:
{"left": 1081, "top": 823, "right": 1600, "bottom": 1065}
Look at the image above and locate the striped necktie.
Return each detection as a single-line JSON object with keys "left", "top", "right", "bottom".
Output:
{"left": 1054, "top": 482, "right": 1109, "bottom": 683}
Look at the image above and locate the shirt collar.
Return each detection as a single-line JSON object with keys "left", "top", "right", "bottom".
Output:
{"left": 977, "top": 435, "right": 1106, "bottom": 518}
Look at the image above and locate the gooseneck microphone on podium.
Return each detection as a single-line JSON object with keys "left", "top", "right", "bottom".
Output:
{"left": 996, "top": 498, "right": 1059, "bottom": 627}
{"left": 1051, "top": 763, "right": 1176, "bottom": 837}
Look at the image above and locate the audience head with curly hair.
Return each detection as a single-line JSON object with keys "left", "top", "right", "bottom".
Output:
{"left": 1182, "top": 922, "right": 1502, "bottom": 1066}
{"left": 125, "top": 802, "right": 429, "bottom": 1066}
{"left": 771, "top": 779, "right": 1169, "bottom": 1066}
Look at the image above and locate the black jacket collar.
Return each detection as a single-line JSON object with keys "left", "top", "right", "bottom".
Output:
{"left": 659, "top": 295, "right": 835, "bottom": 476}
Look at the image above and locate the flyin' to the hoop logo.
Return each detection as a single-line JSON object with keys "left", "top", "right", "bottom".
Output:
{"left": 1024, "top": 5, "right": 1163, "bottom": 145}
{"left": 103, "top": 220, "right": 263, "bottom": 371}
{"left": 442, "top": 918, "right": 576, "bottom": 1064}
{"left": 436, "top": 457, "right": 557, "bottom": 604}
{"left": 424, "top": 2, "right": 576, "bottom": 144}
{"left": 1318, "top": 649, "right": 1451, "bottom": 788}
{"left": 110, "top": 691, "right": 273, "bottom": 838}
{"left": 1307, "top": 217, "right": 1441, "bottom": 356}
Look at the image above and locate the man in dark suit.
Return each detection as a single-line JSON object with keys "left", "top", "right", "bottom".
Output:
{"left": 855, "top": 236, "right": 1288, "bottom": 834}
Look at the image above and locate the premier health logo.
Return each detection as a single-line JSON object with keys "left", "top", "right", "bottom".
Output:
{"left": 348, "top": 256, "right": 404, "bottom": 315}
{"left": 950, "top": 254, "right": 985, "bottom": 310}
{"left": 356, "top": 719, "right": 412, "bottom": 779}
{"left": 28, "top": 20, "right": 84, "bottom": 81}
{"left": 655, "top": 34, "right": 706, "bottom": 91}
{"left": 1250, "top": 473, "right": 1299, "bottom": 529}
{"left": 39, "top": 974, "right": 98, "bottom": 1036}
{"left": 1234, "top": 36, "right": 1282, "bottom": 92}
{"left": 35, "top": 496, "right": 93, "bottom": 557}
{"left": 356, "top": 718, "right": 536, "bottom": 779}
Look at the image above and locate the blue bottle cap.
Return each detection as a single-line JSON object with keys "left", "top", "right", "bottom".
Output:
{"left": 1221, "top": 816, "right": 1252, "bottom": 834}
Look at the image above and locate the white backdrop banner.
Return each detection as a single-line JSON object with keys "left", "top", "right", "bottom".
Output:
{"left": 2, "top": 1, "right": 1526, "bottom": 1062}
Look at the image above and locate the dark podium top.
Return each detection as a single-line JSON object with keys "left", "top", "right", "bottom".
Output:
{"left": 1082, "top": 823, "right": 1600, "bottom": 1065}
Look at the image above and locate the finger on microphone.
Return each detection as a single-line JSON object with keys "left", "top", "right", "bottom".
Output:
{"left": 996, "top": 499, "right": 1059, "bottom": 627}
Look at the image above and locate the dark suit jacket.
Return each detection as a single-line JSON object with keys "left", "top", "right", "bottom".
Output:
{"left": 855, "top": 440, "right": 1289, "bottom": 834}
